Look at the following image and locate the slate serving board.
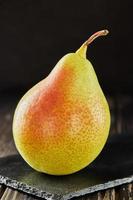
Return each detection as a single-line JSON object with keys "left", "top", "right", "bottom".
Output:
{"left": 0, "top": 133, "right": 133, "bottom": 200}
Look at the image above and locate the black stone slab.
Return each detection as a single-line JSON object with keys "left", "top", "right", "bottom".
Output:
{"left": 0, "top": 133, "right": 133, "bottom": 200}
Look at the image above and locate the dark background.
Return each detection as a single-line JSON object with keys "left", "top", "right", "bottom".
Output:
{"left": 0, "top": 0, "right": 133, "bottom": 95}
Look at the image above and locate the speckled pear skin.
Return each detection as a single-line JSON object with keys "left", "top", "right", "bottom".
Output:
{"left": 13, "top": 31, "right": 110, "bottom": 175}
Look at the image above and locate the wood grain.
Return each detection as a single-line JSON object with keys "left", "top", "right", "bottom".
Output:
{"left": 0, "top": 101, "right": 17, "bottom": 157}
{"left": 0, "top": 185, "right": 6, "bottom": 199}
{"left": 1, "top": 188, "right": 41, "bottom": 200}
{"left": 0, "top": 95, "right": 133, "bottom": 199}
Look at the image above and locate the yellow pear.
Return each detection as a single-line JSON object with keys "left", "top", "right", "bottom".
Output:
{"left": 13, "top": 30, "right": 110, "bottom": 175}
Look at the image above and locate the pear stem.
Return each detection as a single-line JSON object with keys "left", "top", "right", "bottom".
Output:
{"left": 84, "top": 29, "right": 109, "bottom": 46}
{"left": 76, "top": 29, "right": 109, "bottom": 58}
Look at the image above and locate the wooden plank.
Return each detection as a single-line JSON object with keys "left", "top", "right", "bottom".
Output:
{"left": 0, "top": 185, "right": 6, "bottom": 198}
{"left": 107, "top": 96, "right": 117, "bottom": 135}
{"left": 0, "top": 99, "right": 17, "bottom": 158}
{"left": 1, "top": 187, "right": 41, "bottom": 200}
{"left": 78, "top": 189, "right": 115, "bottom": 200}
{"left": 103, "top": 189, "right": 115, "bottom": 200}
{"left": 117, "top": 184, "right": 133, "bottom": 200}
{"left": 1, "top": 188, "right": 17, "bottom": 200}
{"left": 115, "top": 95, "right": 133, "bottom": 134}
{"left": 84, "top": 192, "right": 101, "bottom": 200}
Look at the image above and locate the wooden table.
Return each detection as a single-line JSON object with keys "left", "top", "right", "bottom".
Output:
{"left": 0, "top": 94, "right": 133, "bottom": 200}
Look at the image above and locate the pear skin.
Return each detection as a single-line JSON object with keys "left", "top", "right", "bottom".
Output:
{"left": 13, "top": 30, "right": 110, "bottom": 175}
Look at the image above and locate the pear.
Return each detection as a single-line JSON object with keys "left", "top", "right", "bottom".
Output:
{"left": 13, "top": 30, "right": 110, "bottom": 175}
